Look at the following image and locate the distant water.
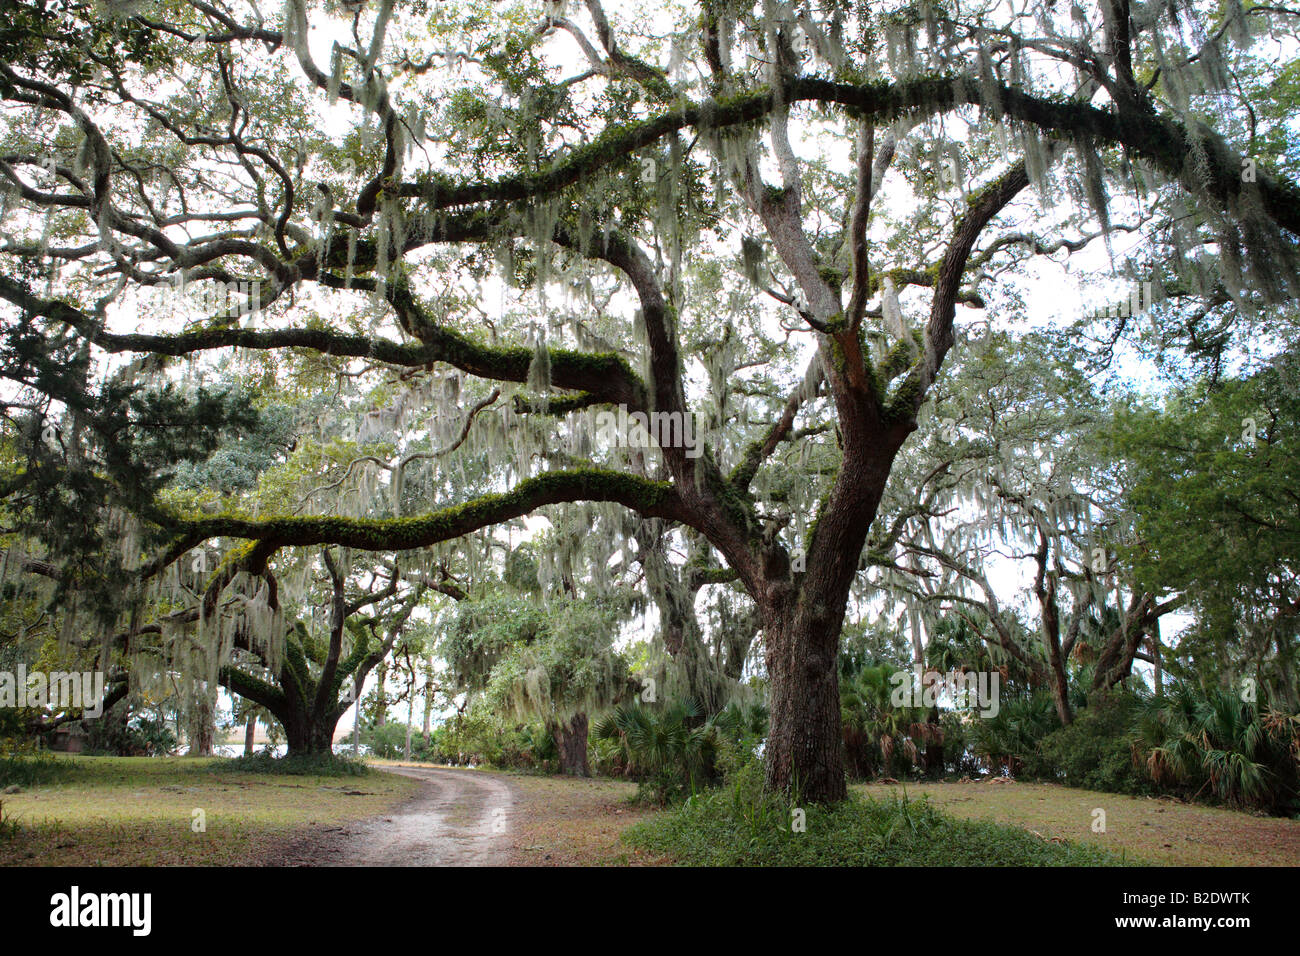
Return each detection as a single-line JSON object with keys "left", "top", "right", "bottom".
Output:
{"left": 213, "top": 743, "right": 287, "bottom": 758}
{"left": 211, "top": 743, "right": 368, "bottom": 758}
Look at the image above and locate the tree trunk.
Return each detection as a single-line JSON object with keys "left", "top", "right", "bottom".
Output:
{"left": 187, "top": 694, "right": 216, "bottom": 756}
{"left": 405, "top": 689, "right": 414, "bottom": 761}
{"left": 283, "top": 712, "right": 340, "bottom": 756}
{"left": 422, "top": 655, "right": 434, "bottom": 735}
{"left": 1151, "top": 620, "right": 1163, "bottom": 697}
{"left": 243, "top": 714, "right": 256, "bottom": 756}
{"left": 924, "top": 704, "right": 944, "bottom": 777}
{"left": 373, "top": 662, "right": 388, "bottom": 726}
{"left": 763, "top": 608, "right": 848, "bottom": 803}
{"left": 551, "top": 713, "right": 591, "bottom": 777}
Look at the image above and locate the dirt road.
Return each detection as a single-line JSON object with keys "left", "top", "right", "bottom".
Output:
{"left": 275, "top": 766, "right": 515, "bottom": 866}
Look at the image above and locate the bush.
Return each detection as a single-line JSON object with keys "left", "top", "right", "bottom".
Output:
{"left": 83, "top": 705, "right": 176, "bottom": 757}
{"left": 966, "top": 689, "right": 1060, "bottom": 776}
{"left": 594, "top": 697, "right": 766, "bottom": 805}
{"left": 939, "top": 711, "right": 981, "bottom": 777}
{"left": 623, "top": 761, "right": 1130, "bottom": 866}
{"left": 358, "top": 722, "right": 438, "bottom": 761}
{"left": 217, "top": 751, "right": 369, "bottom": 776}
{"left": 1035, "top": 692, "right": 1152, "bottom": 794}
{"left": 1135, "top": 684, "right": 1300, "bottom": 815}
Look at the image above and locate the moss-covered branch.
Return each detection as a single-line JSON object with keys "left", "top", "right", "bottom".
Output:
{"left": 1, "top": 273, "right": 648, "bottom": 412}
{"left": 397, "top": 73, "right": 1300, "bottom": 239}
{"left": 165, "top": 468, "right": 684, "bottom": 558}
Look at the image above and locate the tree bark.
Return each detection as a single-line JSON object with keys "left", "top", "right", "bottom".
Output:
{"left": 283, "top": 712, "right": 340, "bottom": 756}
{"left": 551, "top": 713, "right": 591, "bottom": 777}
{"left": 373, "top": 661, "right": 388, "bottom": 726}
{"left": 186, "top": 694, "right": 216, "bottom": 756}
{"left": 763, "top": 601, "right": 849, "bottom": 802}
{"left": 243, "top": 714, "right": 256, "bottom": 756}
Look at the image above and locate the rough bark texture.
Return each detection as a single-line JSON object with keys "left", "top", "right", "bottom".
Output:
{"left": 243, "top": 715, "right": 256, "bottom": 756}
{"left": 764, "top": 623, "right": 848, "bottom": 800}
{"left": 552, "top": 713, "right": 591, "bottom": 777}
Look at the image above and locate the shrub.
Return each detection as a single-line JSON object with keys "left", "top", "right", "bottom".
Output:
{"left": 1035, "top": 692, "right": 1152, "bottom": 794}
{"left": 623, "top": 763, "right": 1129, "bottom": 866}
{"left": 82, "top": 707, "right": 176, "bottom": 757}
{"left": 594, "top": 697, "right": 766, "bottom": 805}
{"left": 966, "top": 689, "right": 1060, "bottom": 776}
{"left": 594, "top": 698, "right": 719, "bottom": 804}
{"left": 1134, "top": 684, "right": 1300, "bottom": 815}
{"left": 218, "top": 751, "right": 369, "bottom": 776}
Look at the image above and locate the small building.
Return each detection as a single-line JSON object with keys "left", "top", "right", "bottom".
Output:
{"left": 49, "top": 723, "right": 87, "bottom": 753}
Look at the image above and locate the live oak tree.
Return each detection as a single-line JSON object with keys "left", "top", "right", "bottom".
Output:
{"left": 2, "top": 0, "right": 1300, "bottom": 801}
{"left": 440, "top": 567, "right": 639, "bottom": 776}
{"left": 1112, "top": 356, "right": 1300, "bottom": 711}
{"left": 869, "top": 330, "right": 1181, "bottom": 726}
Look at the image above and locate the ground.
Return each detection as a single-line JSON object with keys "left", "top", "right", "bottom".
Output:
{"left": 0, "top": 756, "right": 418, "bottom": 866}
{"left": 856, "top": 779, "right": 1300, "bottom": 867}
{"left": 3, "top": 757, "right": 1297, "bottom": 866}
{"left": 273, "top": 765, "right": 514, "bottom": 866}
{"left": 495, "top": 772, "right": 668, "bottom": 866}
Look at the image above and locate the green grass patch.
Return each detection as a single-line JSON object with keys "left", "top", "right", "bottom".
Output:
{"left": 624, "top": 768, "right": 1131, "bottom": 866}
{"left": 0, "top": 755, "right": 415, "bottom": 865}
{"left": 213, "top": 751, "right": 370, "bottom": 777}
{"left": 0, "top": 751, "right": 80, "bottom": 789}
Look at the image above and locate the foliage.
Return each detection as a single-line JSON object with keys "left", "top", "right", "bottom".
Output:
{"left": 0, "top": 748, "right": 76, "bottom": 788}
{"left": 624, "top": 760, "right": 1129, "bottom": 866}
{"left": 965, "top": 689, "right": 1062, "bottom": 777}
{"left": 82, "top": 703, "right": 177, "bottom": 757}
{"left": 1112, "top": 361, "right": 1300, "bottom": 709}
{"left": 1035, "top": 692, "right": 1154, "bottom": 795}
{"left": 215, "top": 751, "right": 369, "bottom": 777}
{"left": 1134, "top": 684, "right": 1300, "bottom": 815}
{"left": 595, "top": 697, "right": 712, "bottom": 804}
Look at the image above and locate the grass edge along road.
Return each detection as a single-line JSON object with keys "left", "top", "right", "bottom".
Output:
{"left": 0, "top": 754, "right": 418, "bottom": 866}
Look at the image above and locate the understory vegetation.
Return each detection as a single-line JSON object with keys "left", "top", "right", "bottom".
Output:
{"left": 624, "top": 762, "right": 1130, "bottom": 866}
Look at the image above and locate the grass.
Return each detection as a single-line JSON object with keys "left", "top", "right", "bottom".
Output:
{"left": 212, "top": 751, "right": 369, "bottom": 776}
{"left": 0, "top": 754, "right": 418, "bottom": 866}
{"left": 488, "top": 771, "right": 665, "bottom": 865}
{"left": 623, "top": 764, "right": 1131, "bottom": 866}
{"left": 0, "top": 751, "right": 80, "bottom": 789}
{"left": 857, "top": 779, "right": 1300, "bottom": 867}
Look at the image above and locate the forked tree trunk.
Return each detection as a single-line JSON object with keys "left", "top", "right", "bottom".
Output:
{"left": 552, "top": 713, "right": 590, "bottom": 777}
{"left": 283, "top": 712, "right": 341, "bottom": 756}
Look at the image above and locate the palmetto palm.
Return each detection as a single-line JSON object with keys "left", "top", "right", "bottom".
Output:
{"left": 840, "top": 664, "right": 923, "bottom": 776}
{"left": 1138, "top": 684, "right": 1299, "bottom": 812}
{"left": 594, "top": 697, "right": 718, "bottom": 798}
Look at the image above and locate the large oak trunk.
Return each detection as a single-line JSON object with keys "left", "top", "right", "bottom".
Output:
{"left": 283, "top": 714, "right": 339, "bottom": 756}
{"left": 763, "top": 611, "right": 848, "bottom": 803}
{"left": 552, "top": 712, "right": 591, "bottom": 777}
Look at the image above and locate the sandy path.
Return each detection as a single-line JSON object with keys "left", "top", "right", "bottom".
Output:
{"left": 276, "top": 766, "right": 515, "bottom": 866}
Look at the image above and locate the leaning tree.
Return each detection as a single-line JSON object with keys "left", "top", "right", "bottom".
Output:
{"left": 2, "top": 0, "right": 1299, "bottom": 801}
